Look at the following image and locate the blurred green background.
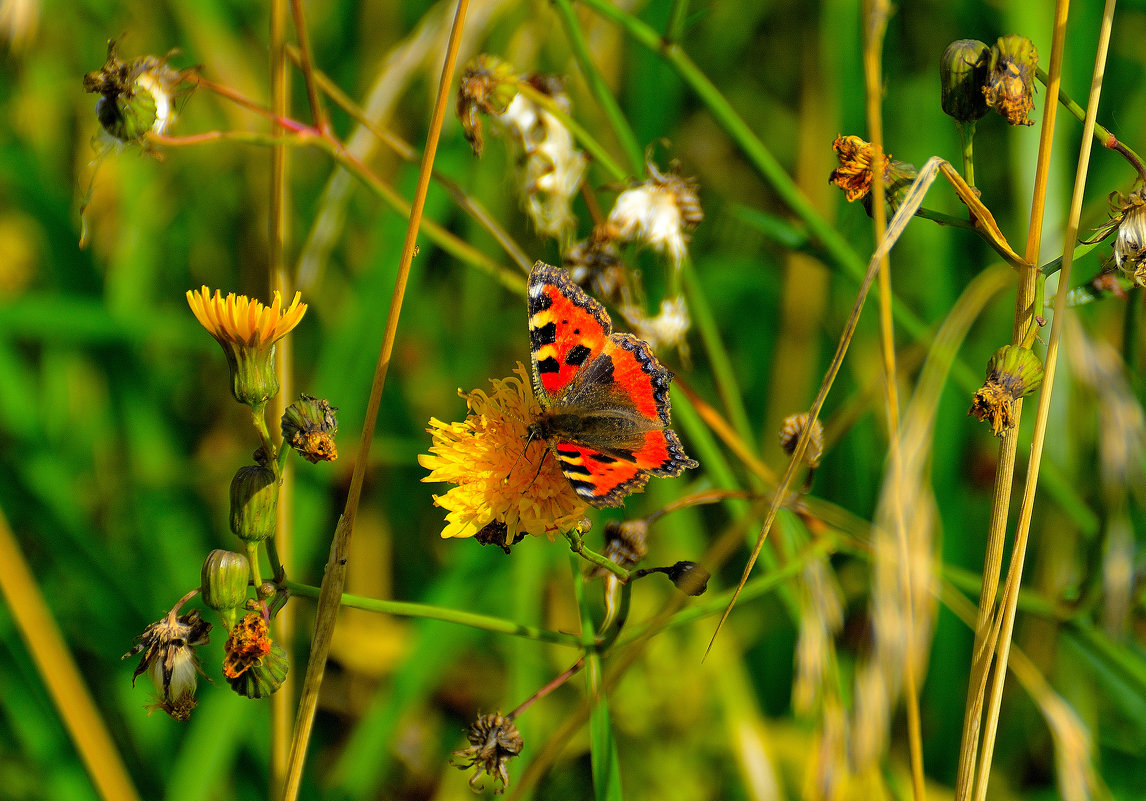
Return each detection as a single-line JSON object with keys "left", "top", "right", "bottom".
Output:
{"left": 1, "top": 0, "right": 1145, "bottom": 799}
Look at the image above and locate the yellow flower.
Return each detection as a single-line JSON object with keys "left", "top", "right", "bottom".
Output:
{"left": 418, "top": 363, "right": 589, "bottom": 543}
{"left": 186, "top": 287, "right": 307, "bottom": 407}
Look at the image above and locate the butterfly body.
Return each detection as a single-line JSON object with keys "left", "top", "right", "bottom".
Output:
{"left": 527, "top": 261, "right": 697, "bottom": 508}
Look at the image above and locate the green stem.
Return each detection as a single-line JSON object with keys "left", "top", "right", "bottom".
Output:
{"left": 959, "top": 120, "right": 976, "bottom": 187}
{"left": 245, "top": 541, "right": 265, "bottom": 595}
{"left": 679, "top": 260, "right": 755, "bottom": 477}
{"left": 251, "top": 405, "right": 277, "bottom": 466}
{"left": 564, "top": 528, "right": 631, "bottom": 581}
{"left": 283, "top": 580, "right": 582, "bottom": 647}
{"left": 664, "top": 0, "right": 690, "bottom": 43}
{"left": 576, "top": 0, "right": 865, "bottom": 280}
{"left": 551, "top": 0, "right": 644, "bottom": 174}
{"left": 1037, "top": 66, "right": 1146, "bottom": 179}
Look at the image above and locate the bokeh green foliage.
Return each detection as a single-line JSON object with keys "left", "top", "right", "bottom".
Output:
{"left": 2, "top": 0, "right": 1146, "bottom": 799}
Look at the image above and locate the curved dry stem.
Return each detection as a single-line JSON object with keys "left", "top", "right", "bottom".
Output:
{"left": 268, "top": 0, "right": 293, "bottom": 791}
{"left": 970, "top": 5, "right": 1113, "bottom": 801}
{"left": 278, "top": 2, "right": 473, "bottom": 799}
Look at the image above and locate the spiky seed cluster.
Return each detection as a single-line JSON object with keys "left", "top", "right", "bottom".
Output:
{"left": 451, "top": 712, "right": 524, "bottom": 795}
{"left": 607, "top": 156, "right": 703, "bottom": 268}
{"left": 968, "top": 345, "right": 1045, "bottom": 436}
{"left": 983, "top": 35, "right": 1039, "bottom": 126}
{"left": 122, "top": 609, "right": 211, "bottom": 721}
{"left": 779, "top": 412, "right": 825, "bottom": 468}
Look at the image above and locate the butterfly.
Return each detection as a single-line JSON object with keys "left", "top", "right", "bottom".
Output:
{"left": 526, "top": 261, "right": 698, "bottom": 507}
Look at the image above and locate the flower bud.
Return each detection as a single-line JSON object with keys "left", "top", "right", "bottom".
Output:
{"left": 663, "top": 561, "right": 710, "bottom": 596}
{"left": 984, "top": 35, "right": 1038, "bottom": 126}
{"left": 229, "top": 465, "right": 278, "bottom": 543}
{"left": 281, "top": 394, "right": 339, "bottom": 463}
{"left": 940, "top": 39, "right": 990, "bottom": 124}
{"left": 969, "top": 345, "right": 1045, "bottom": 436}
{"left": 200, "top": 549, "right": 250, "bottom": 629}
{"left": 223, "top": 612, "right": 289, "bottom": 698}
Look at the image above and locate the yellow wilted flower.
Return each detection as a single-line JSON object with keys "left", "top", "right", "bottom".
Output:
{"left": 419, "top": 363, "right": 589, "bottom": 544}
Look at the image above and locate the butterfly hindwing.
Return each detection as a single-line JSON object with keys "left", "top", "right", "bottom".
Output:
{"left": 527, "top": 261, "right": 698, "bottom": 508}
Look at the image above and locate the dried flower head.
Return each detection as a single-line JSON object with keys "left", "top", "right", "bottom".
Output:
{"left": 186, "top": 287, "right": 307, "bottom": 407}
{"left": 451, "top": 712, "right": 523, "bottom": 794}
{"left": 281, "top": 394, "right": 339, "bottom": 463}
{"left": 122, "top": 608, "right": 211, "bottom": 721}
{"left": 622, "top": 296, "right": 692, "bottom": 353}
{"left": 829, "top": 135, "right": 918, "bottom": 209}
{"left": 983, "top": 35, "right": 1038, "bottom": 126}
{"left": 223, "top": 613, "right": 289, "bottom": 698}
{"left": 83, "top": 39, "right": 192, "bottom": 143}
{"left": 456, "top": 54, "right": 519, "bottom": 157}
{"left": 600, "top": 518, "right": 650, "bottom": 572}
{"left": 779, "top": 412, "right": 825, "bottom": 468}
{"left": 607, "top": 155, "right": 702, "bottom": 268}
{"left": 496, "top": 76, "right": 587, "bottom": 243}
{"left": 969, "top": 345, "right": 1045, "bottom": 436}
{"left": 939, "top": 39, "right": 990, "bottom": 125}
{"left": 419, "top": 363, "right": 589, "bottom": 542}
{"left": 1088, "top": 188, "right": 1146, "bottom": 287}
{"left": 564, "top": 225, "right": 628, "bottom": 303}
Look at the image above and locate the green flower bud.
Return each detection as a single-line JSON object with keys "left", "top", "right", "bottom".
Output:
{"left": 281, "top": 395, "right": 339, "bottom": 463}
{"left": 984, "top": 35, "right": 1038, "bottom": 126}
{"left": 200, "top": 549, "right": 251, "bottom": 629}
{"left": 969, "top": 345, "right": 1045, "bottom": 436}
{"left": 940, "top": 39, "right": 990, "bottom": 124}
{"left": 227, "top": 641, "right": 289, "bottom": 699}
{"left": 95, "top": 87, "right": 158, "bottom": 142}
{"left": 229, "top": 465, "right": 278, "bottom": 543}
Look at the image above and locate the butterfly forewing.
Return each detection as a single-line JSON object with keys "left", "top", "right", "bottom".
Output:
{"left": 526, "top": 261, "right": 698, "bottom": 507}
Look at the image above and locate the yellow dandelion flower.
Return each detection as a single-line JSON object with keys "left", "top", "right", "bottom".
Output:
{"left": 186, "top": 286, "right": 307, "bottom": 408}
{"left": 419, "top": 363, "right": 589, "bottom": 544}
